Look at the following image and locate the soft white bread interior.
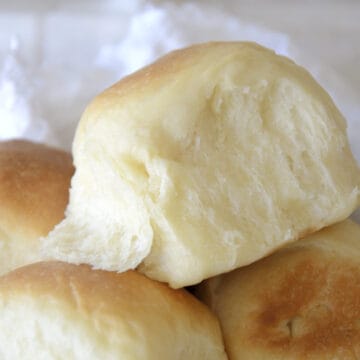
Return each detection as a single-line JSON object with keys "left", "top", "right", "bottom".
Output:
{"left": 43, "top": 41, "right": 360, "bottom": 288}
{"left": 197, "top": 220, "right": 360, "bottom": 360}
{"left": 0, "top": 140, "right": 74, "bottom": 275}
{"left": 0, "top": 261, "right": 227, "bottom": 360}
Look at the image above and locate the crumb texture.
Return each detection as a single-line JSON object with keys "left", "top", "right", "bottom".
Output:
{"left": 43, "top": 42, "right": 360, "bottom": 288}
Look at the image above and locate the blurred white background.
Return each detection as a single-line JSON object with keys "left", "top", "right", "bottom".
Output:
{"left": 0, "top": 0, "right": 359, "bottom": 158}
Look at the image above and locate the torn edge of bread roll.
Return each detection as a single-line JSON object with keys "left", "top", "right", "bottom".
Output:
{"left": 43, "top": 41, "right": 360, "bottom": 288}
{"left": 0, "top": 140, "right": 74, "bottom": 275}
{"left": 0, "top": 261, "right": 227, "bottom": 359}
{"left": 197, "top": 220, "right": 360, "bottom": 360}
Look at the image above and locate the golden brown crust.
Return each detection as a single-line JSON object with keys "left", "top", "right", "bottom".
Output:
{"left": 0, "top": 261, "right": 209, "bottom": 317}
{"left": 0, "top": 140, "right": 74, "bottom": 239}
{"left": 198, "top": 221, "right": 360, "bottom": 359}
{"left": 0, "top": 261, "right": 227, "bottom": 359}
{"left": 249, "top": 251, "right": 360, "bottom": 356}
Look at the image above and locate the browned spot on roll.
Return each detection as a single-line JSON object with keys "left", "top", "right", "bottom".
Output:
{"left": 249, "top": 251, "right": 360, "bottom": 356}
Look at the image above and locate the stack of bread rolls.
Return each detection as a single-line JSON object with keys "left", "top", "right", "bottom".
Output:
{"left": 0, "top": 42, "right": 359, "bottom": 359}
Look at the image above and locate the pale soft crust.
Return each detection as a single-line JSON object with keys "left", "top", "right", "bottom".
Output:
{"left": 198, "top": 220, "right": 360, "bottom": 360}
{"left": 43, "top": 41, "right": 360, "bottom": 288}
{"left": 0, "top": 140, "right": 74, "bottom": 274}
{"left": 0, "top": 261, "right": 227, "bottom": 360}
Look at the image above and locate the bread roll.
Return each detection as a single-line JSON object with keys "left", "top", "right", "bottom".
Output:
{"left": 43, "top": 42, "right": 360, "bottom": 288}
{"left": 0, "top": 261, "right": 227, "bottom": 359}
{"left": 0, "top": 140, "right": 74, "bottom": 274}
{"left": 198, "top": 220, "right": 360, "bottom": 359}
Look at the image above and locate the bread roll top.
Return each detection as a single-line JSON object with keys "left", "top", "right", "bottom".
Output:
{"left": 0, "top": 140, "right": 74, "bottom": 274}
{"left": 0, "top": 261, "right": 227, "bottom": 359}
